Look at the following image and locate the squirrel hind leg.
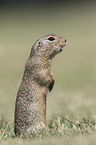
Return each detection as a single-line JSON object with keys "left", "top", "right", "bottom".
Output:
{"left": 48, "top": 80, "right": 55, "bottom": 92}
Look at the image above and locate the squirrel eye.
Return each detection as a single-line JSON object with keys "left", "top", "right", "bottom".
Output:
{"left": 48, "top": 37, "right": 55, "bottom": 41}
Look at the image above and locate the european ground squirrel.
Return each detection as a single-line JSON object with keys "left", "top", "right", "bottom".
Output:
{"left": 14, "top": 34, "right": 67, "bottom": 136}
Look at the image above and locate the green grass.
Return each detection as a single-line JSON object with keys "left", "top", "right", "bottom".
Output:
{"left": 0, "top": 2, "right": 96, "bottom": 145}
{"left": 0, "top": 116, "right": 96, "bottom": 140}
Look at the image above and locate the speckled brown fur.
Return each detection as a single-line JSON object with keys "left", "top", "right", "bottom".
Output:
{"left": 14, "top": 34, "right": 66, "bottom": 136}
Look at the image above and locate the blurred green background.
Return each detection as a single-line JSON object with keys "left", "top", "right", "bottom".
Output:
{"left": 0, "top": 0, "right": 96, "bottom": 144}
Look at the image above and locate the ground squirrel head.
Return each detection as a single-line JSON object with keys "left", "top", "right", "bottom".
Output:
{"left": 30, "top": 34, "right": 67, "bottom": 60}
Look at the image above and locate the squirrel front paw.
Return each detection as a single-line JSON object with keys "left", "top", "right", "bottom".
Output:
{"left": 48, "top": 80, "right": 55, "bottom": 92}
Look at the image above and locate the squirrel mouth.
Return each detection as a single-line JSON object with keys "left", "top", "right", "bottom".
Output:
{"left": 59, "top": 44, "right": 66, "bottom": 52}
{"left": 59, "top": 48, "right": 63, "bottom": 52}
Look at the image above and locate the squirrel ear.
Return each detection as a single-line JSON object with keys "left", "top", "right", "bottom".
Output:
{"left": 38, "top": 41, "right": 41, "bottom": 48}
{"left": 37, "top": 41, "right": 43, "bottom": 50}
{"left": 38, "top": 41, "right": 41, "bottom": 47}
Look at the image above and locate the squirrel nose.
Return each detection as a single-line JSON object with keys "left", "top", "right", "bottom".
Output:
{"left": 65, "top": 39, "right": 67, "bottom": 42}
